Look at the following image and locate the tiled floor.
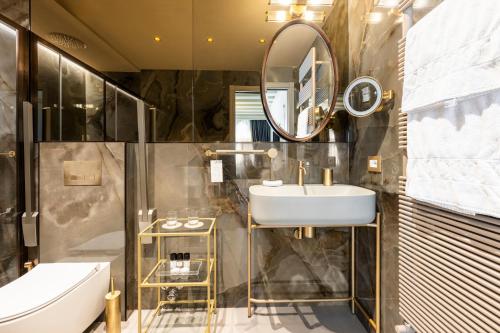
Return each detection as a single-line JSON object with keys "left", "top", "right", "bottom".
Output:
{"left": 90, "top": 304, "right": 367, "bottom": 333}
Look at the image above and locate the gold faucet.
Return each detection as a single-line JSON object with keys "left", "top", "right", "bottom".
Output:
{"left": 298, "top": 160, "right": 307, "bottom": 186}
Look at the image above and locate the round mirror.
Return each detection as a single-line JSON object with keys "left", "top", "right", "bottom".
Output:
{"left": 343, "top": 76, "right": 383, "bottom": 117}
{"left": 261, "top": 20, "right": 339, "bottom": 142}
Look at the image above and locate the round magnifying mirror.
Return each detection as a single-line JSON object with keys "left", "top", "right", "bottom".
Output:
{"left": 261, "top": 20, "right": 339, "bottom": 142}
{"left": 343, "top": 76, "right": 383, "bottom": 117}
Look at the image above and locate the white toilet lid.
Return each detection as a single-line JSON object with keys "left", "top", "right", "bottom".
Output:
{"left": 0, "top": 263, "right": 99, "bottom": 323}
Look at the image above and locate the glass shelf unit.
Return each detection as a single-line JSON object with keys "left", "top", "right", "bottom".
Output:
{"left": 137, "top": 217, "right": 217, "bottom": 333}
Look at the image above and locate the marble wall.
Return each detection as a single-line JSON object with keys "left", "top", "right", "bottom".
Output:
{"left": 323, "top": 0, "right": 349, "bottom": 91}
{"left": 130, "top": 142, "right": 349, "bottom": 309}
{"left": 0, "top": 0, "right": 29, "bottom": 28}
{"left": 346, "top": 1, "right": 443, "bottom": 332}
{"left": 0, "top": 18, "right": 19, "bottom": 287}
{"left": 347, "top": 1, "right": 403, "bottom": 331}
{"left": 39, "top": 142, "right": 127, "bottom": 317}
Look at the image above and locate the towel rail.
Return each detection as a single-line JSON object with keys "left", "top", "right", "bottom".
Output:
{"left": 204, "top": 148, "right": 278, "bottom": 159}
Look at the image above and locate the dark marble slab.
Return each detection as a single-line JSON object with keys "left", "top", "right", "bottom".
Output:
{"left": 0, "top": 18, "right": 19, "bottom": 287}
{"left": 0, "top": 0, "right": 29, "bottom": 28}
{"left": 141, "top": 70, "right": 194, "bottom": 142}
{"left": 193, "top": 70, "right": 260, "bottom": 142}
{"left": 347, "top": 1, "right": 442, "bottom": 331}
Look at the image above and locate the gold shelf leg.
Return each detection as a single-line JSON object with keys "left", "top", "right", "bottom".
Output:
{"left": 351, "top": 226, "right": 356, "bottom": 314}
{"left": 137, "top": 235, "right": 142, "bottom": 333}
{"left": 156, "top": 224, "right": 161, "bottom": 314}
{"left": 214, "top": 222, "right": 217, "bottom": 313}
{"left": 247, "top": 204, "right": 252, "bottom": 318}
{"left": 207, "top": 228, "right": 211, "bottom": 332}
{"left": 375, "top": 212, "right": 381, "bottom": 333}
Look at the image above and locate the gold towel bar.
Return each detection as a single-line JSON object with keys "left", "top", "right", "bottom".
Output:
{"left": 205, "top": 148, "right": 278, "bottom": 159}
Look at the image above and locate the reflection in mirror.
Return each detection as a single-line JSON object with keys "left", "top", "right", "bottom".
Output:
{"left": 262, "top": 20, "right": 338, "bottom": 142}
{"left": 31, "top": 1, "right": 349, "bottom": 143}
{"left": 231, "top": 86, "right": 281, "bottom": 142}
{"left": 343, "top": 76, "right": 394, "bottom": 118}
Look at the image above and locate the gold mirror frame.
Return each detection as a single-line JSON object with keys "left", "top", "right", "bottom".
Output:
{"left": 260, "top": 19, "right": 339, "bottom": 142}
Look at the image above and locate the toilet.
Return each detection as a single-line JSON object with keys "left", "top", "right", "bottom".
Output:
{"left": 0, "top": 262, "right": 110, "bottom": 333}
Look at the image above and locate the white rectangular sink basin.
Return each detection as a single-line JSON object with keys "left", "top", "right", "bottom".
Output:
{"left": 249, "top": 184, "right": 376, "bottom": 226}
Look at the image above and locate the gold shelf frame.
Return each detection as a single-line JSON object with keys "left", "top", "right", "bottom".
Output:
{"left": 247, "top": 207, "right": 381, "bottom": 333}
{"left": 137, "top": 217, "right": 217, "bottom": 333}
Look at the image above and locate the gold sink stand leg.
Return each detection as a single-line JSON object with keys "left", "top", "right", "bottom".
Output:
{"left": 247, "top": 203, "right": 252, "bottom": 318}
{"left": 247, "top": 206, "right": 381, "bottom": 333}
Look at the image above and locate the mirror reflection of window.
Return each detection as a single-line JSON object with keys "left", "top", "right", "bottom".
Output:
{"left": 234, "top": 89, "right": 281, "bottom": 142}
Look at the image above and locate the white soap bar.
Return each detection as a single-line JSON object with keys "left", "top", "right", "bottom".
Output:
{"left": 262, "top": 180, "right": 283, "bottom": 187}
{"left": 210, "top": 160, "right": 223, "bottom": 183}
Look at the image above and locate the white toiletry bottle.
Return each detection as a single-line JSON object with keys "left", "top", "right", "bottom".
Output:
{"left": 176, "top": 253, "right": 184, "bottom": 273}
{"left": 170, "top": 253, "right": 178, "bottom": 273}
{"left": 182, "top": 253, "right": 190, "bottom": 273}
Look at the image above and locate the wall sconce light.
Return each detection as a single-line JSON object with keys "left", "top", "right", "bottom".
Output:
{"left": 267, "top": 0, "right": 332, "bottom": 22}
{"left": 266, "top": 6, "right": 326, "bottom": 22}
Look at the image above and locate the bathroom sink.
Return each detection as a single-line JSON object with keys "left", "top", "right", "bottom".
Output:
{"left": 249, "top": 184, "right": 376, "bottom": 226}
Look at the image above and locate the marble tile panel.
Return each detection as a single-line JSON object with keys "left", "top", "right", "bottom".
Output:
{"left": 0, "top": 0, "right": 29, "bottom": 28}
{"left": 39, "top": 142, "right": 127, "bottom": 317}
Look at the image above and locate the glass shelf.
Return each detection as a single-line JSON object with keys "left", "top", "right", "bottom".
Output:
{"left": 139, "top": 217, "right": 216, "bottom": 237}
{"left": 140, "top": 258, "right": 214, "bottom": 288}
{"left": 155, "top": 259, "right": 203, "bottom": 278}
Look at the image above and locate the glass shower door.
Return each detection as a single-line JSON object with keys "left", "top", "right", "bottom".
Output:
{"left": 0, "top": 19, "right": 20, "bottom": 286}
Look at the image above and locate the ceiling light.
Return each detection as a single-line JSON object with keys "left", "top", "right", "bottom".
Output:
{"left": 207, "top": 36, "right": 214, "bottom": 43}
{"left": 304, "top": 10, "right": 325, "bottom": 21}
{"left": 153, "top": 36, "right": 161, "bottom": 42}
{"left": 259, "top": 38, "right": 266, "bottom": 44}
{"left": 48, "top": 32, "right": 87, "bottom": 49}
{"left": 266, "top": 10, "right": 291, "bottom": 22}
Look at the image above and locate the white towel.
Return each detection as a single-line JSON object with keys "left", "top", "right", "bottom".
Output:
{"left": 402, "top": 0, "right": 500, "bottom": 218}
{"left": 296, "top": 108, "right": 310, "bottom": 138}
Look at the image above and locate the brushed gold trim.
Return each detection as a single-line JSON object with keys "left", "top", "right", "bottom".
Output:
{"left": 138, "top": 217, "right": 217, "bottom": 332}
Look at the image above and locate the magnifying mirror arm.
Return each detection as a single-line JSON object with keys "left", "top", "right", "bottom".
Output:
{"left": 376, "top": 89, "right": 395, "bottom": 112}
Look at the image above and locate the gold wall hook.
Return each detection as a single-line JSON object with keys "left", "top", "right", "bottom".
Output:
{"left": 0, "top": 151, "right": 15, "bottom": 158}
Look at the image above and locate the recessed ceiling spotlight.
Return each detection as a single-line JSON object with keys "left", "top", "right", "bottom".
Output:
{"left": 207, "top": 36, "right": 214, "bottom": 43}
{"left": 48, "top": 32, "right": 87, "bottom": 49}
{"left": 259, "top": 38, "right": 266, "bottom": 44}
{"left": 153, "top": 36, "right": 161, "bottom": 42}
